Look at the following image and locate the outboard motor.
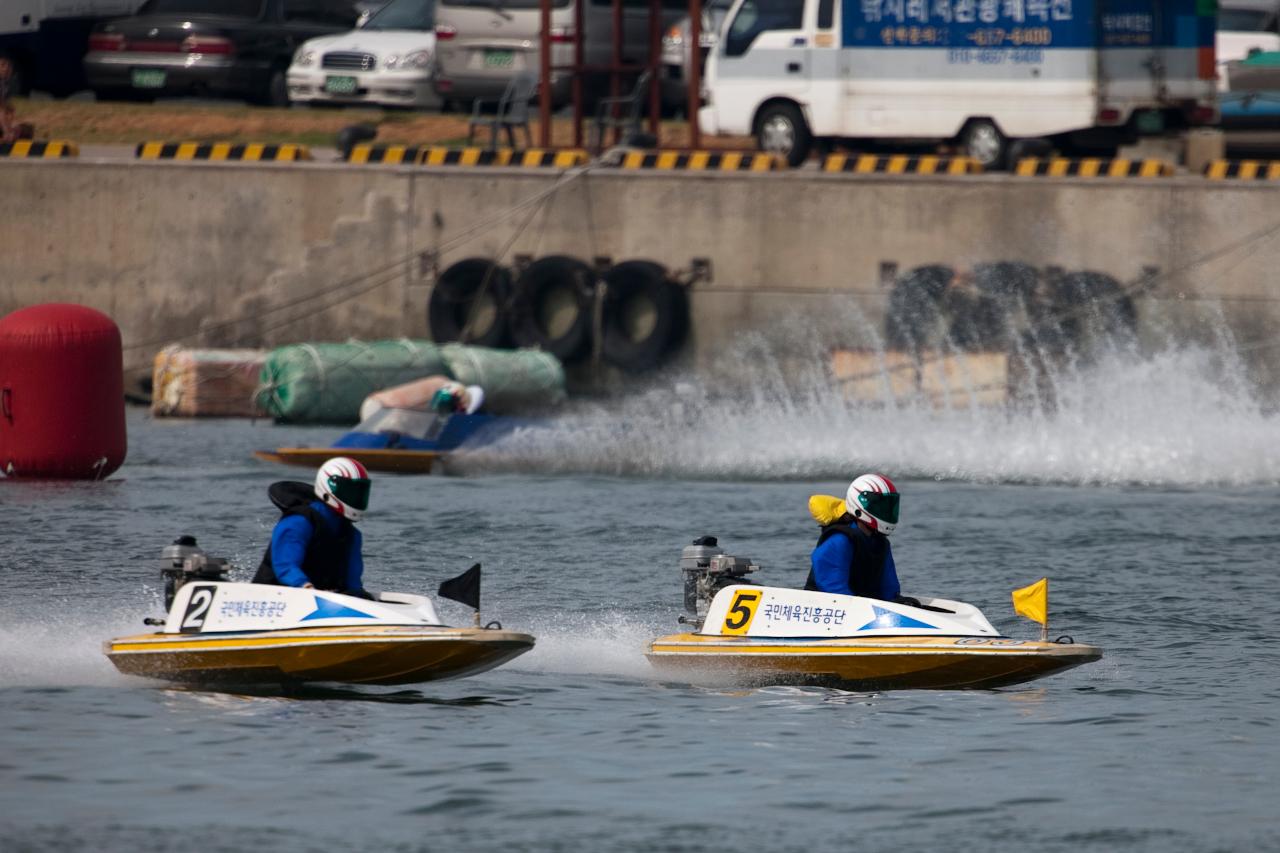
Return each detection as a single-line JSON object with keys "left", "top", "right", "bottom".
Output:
{"left": 161, "top": 536, "right": 230, "bottom": 610}
{"left": 680, "top": 536, "right": 758, "bottom": 626}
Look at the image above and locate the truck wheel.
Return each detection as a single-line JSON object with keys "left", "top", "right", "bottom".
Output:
{"left": 962, "top": 119, "right": 1008, "bottom": 170}
{"left": 0, "top": 53, "right": 29, "bottom": 96}
{"left": 756, "top": 102, "right": 811, "bottom": 167}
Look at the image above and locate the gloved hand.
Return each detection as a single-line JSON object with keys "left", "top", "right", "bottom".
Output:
{"left": 430, "top": 387, "right": 459, "bottom": 414}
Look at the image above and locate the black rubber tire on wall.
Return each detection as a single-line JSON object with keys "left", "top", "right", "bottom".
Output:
{"left": 510, "top": 255, "right": 596, "bottom": 362}
{"left": 427, "top": 258, "right": 513, "bottom": 347}
{"left": 1052, "top": 270, "right": 1138, "bottom": 342}
{"left": 884, "top": 264, "right": 954, "bottom": 351}
{"left": 600, "top": 261, "right": 688, "bottom": 372}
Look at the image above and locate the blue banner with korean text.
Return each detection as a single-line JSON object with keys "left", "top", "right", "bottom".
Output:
{"left": 841, "top": 1, "right": 1206, "bottom": 50}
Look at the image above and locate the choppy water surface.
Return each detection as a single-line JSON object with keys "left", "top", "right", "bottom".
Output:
{"left": 3, "top": 365, "right": 1279, "bottom": 851}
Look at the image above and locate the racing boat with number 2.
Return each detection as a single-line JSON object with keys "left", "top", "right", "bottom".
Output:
{"left": 105, "top": 539, "right": 533, "bottom": 686}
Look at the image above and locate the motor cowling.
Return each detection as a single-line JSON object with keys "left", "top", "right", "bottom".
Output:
{"left": 680, "top": 535, "right": 758, "bottom": 624}
{"left": 161, "top": 535, "right": 230, "bottom": 610}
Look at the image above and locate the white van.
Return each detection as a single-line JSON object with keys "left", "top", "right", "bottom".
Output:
{"left": 432, "top": 0, "right": 686, "bottom": 108}
{"left": 701, "top": 0, "right": 1219, "bottom": 167}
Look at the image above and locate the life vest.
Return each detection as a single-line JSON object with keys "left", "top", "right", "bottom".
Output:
{"left": 252, "top": 481, "right": 354, "bottom": 591}
{"left": 804, "top": 520, "right": 888, "bottom": 598}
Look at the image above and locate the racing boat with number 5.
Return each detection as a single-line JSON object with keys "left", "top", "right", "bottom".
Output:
{"left": 647, "top": 537, "right": 1101, "bottom": 690}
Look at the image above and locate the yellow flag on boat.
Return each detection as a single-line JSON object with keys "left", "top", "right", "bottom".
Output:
{"left": 1012, "top": 577, "right": 1049, "bottom": 625}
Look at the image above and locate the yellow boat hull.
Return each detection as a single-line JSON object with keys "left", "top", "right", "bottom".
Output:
{"left": 647, "top": 633, "right": 1102, "bottom": 690}
{"left": 106, "top": 625, "right": 533, "bottom": 686}
{"left": 254, "top": 448, "right": 441, "bottom": 474}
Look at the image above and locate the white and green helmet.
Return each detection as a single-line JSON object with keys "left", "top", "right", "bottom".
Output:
{"left": 315, "top": 456, "right": 372, "bottom": 523}
{"left": 846, "top": 473, "right": 900, "bottom": 535}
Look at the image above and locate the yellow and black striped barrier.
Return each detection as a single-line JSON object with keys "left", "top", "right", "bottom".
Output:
{"left": 822, "top": 154, "right": 982, "bottom": 175}
{"left": 417, "top": 147, "right": 588, "bottom": 167}
{"left": 345, "top": 144, "right": 426, "bottom": 165}
{"left": 0, "top": 140, "right": 79, "bottom": 158}
{"left": 1014, "top": 158, "right": 1174, "bottom": 178}
{"left": 610, "top": 150, "right": 783, "bottom": 171}
{"left": 1203, "top": 160, "right": 1280, "bottom": 180}
{"left": 134, "top": 142, "right": 313, "bottom": 162}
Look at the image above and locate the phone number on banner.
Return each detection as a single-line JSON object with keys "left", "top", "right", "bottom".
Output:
{"left": 948, "top": 47, "right": 1045, "bottom": 63}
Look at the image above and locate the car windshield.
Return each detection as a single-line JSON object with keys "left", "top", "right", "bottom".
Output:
{"left": 365, "top": 0, "right": 435, "bottom": 29}
{"left": 1219, "top": 9, "right": 1274, "bottom": 31}
{"left": 142, "top": 0, "right": 264, "bottom": 16}
{"left": 355, "top": 407, "right": 447, "bottom": 440}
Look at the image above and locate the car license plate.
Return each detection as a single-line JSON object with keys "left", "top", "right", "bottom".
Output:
{"left": 131, "top": 69, "right": 166, "bottom": 89}
{"left": 324, "top": 75, "right": 358, "bottom": 94}
{"left": 484, "top": 50, "right": 514, "bottom": 68}
{"left": 1135, "top": 110, "right": 1164, "bottom": 134}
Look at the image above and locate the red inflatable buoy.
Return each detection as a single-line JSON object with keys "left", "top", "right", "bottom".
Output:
{"left": 0, "top": 304, "right": 127, "bottom": 479}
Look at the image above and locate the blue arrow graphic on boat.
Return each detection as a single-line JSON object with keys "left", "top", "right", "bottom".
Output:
{"left": 858, "top": 606, "right": 937, "bottom": 631}
{"left": 301, "top": 596, "right": 375, "bottom": 622}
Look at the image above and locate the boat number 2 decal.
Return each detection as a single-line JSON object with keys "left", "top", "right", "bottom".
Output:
{"left": 180, "top": 585, "right": 218, "bottom": 633}
{"left": 722, "top": 590, "right": 762, "bottom": 635}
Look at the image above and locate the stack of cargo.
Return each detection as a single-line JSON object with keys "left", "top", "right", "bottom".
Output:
{"left": 256, "top": 339, "right": 565, "bottom": 424}
{"left": 151, "top": 346, "right": 268, "bottom": 418}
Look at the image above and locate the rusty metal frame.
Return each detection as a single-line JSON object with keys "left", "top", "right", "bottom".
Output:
{"left": 537, "top": 0, "right": 705, "bottom": 149}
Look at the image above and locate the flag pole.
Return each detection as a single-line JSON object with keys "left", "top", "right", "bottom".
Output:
{"left": 1039, "top": 573, "right": 1049, "bottom": 640}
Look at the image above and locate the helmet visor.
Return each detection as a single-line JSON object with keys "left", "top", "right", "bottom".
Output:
{"left": 328, "top": 476, "right": 371, "bottom": 511}
{"left": 856, "top": 491, "right": 900, "bottom": 524}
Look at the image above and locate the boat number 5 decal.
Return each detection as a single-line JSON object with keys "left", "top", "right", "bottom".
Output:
{"left": 180, "top": 585, "right": 218, "bottom": 633}
{"left": 722, "top": 590, "right": 762, "bottom": 635}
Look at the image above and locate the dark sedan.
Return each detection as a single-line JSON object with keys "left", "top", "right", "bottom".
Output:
{"left": 85, "top": 0, "right": 363, "bottom": 105}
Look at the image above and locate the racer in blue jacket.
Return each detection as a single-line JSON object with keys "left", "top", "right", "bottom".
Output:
{"left": 804, "top": 473, "right": 902, "bottom": 601}
{"left": 252, "top": 457, "right": 371, "bottom": 596}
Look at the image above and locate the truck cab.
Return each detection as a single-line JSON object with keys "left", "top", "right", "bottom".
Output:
{"left": 1, "top": 0, "right": 141, "bottom": 96}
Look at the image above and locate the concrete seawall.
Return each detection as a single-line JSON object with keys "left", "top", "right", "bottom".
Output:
{"left": 3, "top": 158, "right": 1279, "bottom": 395}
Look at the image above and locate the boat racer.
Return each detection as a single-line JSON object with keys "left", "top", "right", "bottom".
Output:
{"left": 804, "top": 473, "right": 903, "bottom": 601}
{"left": 358, "top": 376, "right": 485, "bottom": 422}
{"left": 430, "top": 381, "right": 485, "bottom": 415}
{"left": 252, "top": 457, "right": 373, "bottom": 597}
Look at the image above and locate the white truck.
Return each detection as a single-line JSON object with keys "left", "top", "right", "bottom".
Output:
{"left": 699, "top": 0, "right": 1220, "bottom": 167}
{"left": 1, "top": 0, "right": 141, "bottom": 97}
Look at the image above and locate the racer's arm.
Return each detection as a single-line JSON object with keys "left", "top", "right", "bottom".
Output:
{"left": 880, "top": 541, "right": 901, "bottom": 601}
{"left": 343, "top": 528, "right": 368, "bottom": 596}
{"left": 809, "top": 535, "right": 854, "bottom": 596}
{"left": 269, "top": 515, "right": 315, "bottom": 588}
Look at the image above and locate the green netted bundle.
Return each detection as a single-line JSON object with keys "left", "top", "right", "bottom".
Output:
{"left": 257, "top": 340, "right": 448, "bottom": 424}
{"left": 439, "top": 344, "right": 566, "bottom": 413}
{"left": 257, "top": 340, "right": 566, "bottom": 423}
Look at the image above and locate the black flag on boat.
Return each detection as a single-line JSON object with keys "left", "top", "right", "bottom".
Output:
{"left": 438, "top": 563, "right": 481, "bottom": 611}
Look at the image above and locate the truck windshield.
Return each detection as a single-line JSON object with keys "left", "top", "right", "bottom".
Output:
{"left": 724, "top": 0, "right": 802, "bottom": 56}
{"left": 365, "top": 0, "right": 435, "bottom": 28}
{"left": 142, "top": 0, "right": 265, "bottom": 16}
{"left": 1219, "top": 9, "right": 1274, "bottom": 31}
